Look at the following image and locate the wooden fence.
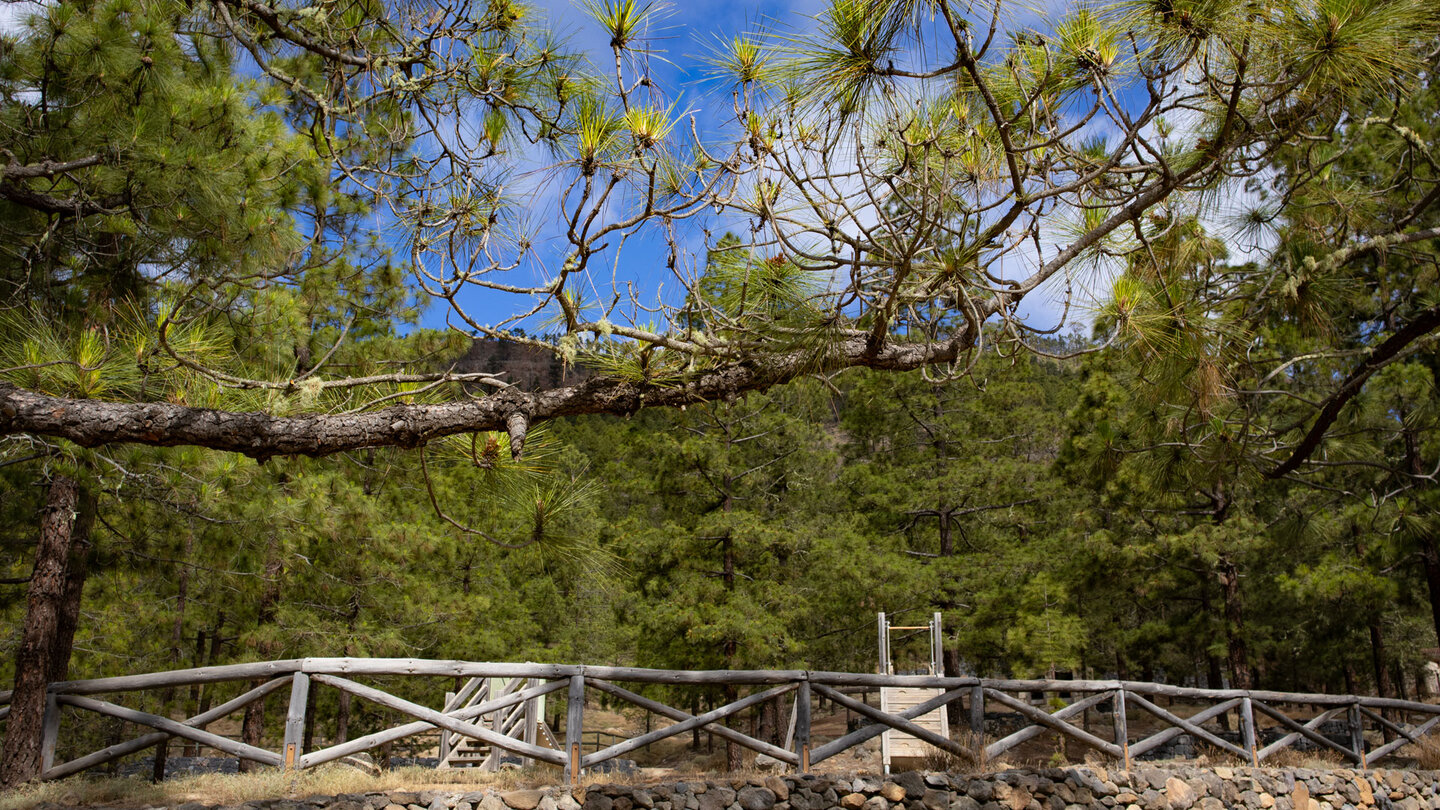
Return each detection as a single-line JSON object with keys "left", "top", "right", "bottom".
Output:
{"left": 4, "top": 658, "right": 1440, "bottom": 783}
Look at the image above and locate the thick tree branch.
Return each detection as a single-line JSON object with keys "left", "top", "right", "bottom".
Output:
{"left": 0, "top": 184, "right": 125, "bottom": 217}
{"left": 1311, "top": 226, "right": 1440, "bottom": 274}
{"left": 0, "top": 338, "right": 964, "bottom": 459}
{"left": 1266, "top": 301, "right": 1440, "bottom": 478}
{"left": 1, "top": 155, "right": 104, "bottom": 180}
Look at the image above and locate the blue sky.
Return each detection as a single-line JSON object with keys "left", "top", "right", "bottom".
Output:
{"left": 412, "top": 0, "right": 1100, "bottom": 343}
{"left": 414, "top": 0, "right": 831, "bottom": 336}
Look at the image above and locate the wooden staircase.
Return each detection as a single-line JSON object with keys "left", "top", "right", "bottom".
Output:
{"left": 438, "top": 676, "right": 558, "bottom": 770}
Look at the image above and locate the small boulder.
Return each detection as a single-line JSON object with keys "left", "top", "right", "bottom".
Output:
{"left": 1165, "top": 777, "right": 1196, "bottom": 810}
{"left": 696, "top": 792, "right": 727, "bottom": 810}
{"left": 737, "top": 788, "right": 777, "bottom": 810}
{"left": 582, "top": 796, "right": 614, "bottom": 810}
{"left": 892, "top": 773, "right": 927, "bottom": 800}
{"left": 1291, "top": 783, "right": 1310, "bottom": 810}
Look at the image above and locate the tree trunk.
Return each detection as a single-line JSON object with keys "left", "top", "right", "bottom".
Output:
{"left": 184, "top": 629, "right": 205, "bottom": 757}
{"left": 1217, "top": 557, "right": 1251, "bottom": 690}
{"left": 756, "top": 695, "right": 778, "bottom": 746}
{"left": 1199, "top": 572, "right": 1230, "bottom": 728}
{"left": 1418, "top": 537, "right": 1440, "bottom": 646}
{"left": 1369, "top": 623, "right": 1393, "bottom": 697}
{"left": 154, "top": 527, "right": 194, "bottom": 784}
{"left": 152, "top": 739, "right": 170, "bottom": 784}
{"left": 239, "top": 690, "right": 268, "bottom": 772}
{"left": 303, "top": 680, "right": 317, "bottom": 753}
{"left": 690, "top": 694, "right": 700, "bottom": 751}
{"left": 336, "top": 690, "right": 351, "bottom": 745}
{"left": 239, "top": 531, "right": 283, "bottom": 773}
{"left": 943, "top": 647, "right": 963, "bottom": 728}
{"left": 195, "top": 616, "right": 225, "bottom": 721}
{"left": 50, "top": 487, "right": 96, "bottom": 685}
{"left": 1402, "top": 426, "right": 1440, "bottom": 646}
{"left": 1370, "top": 622, "right": 1395, "bottom": 742}
{"left": 1, "top": 474, "right": 96, "bottom": 787}
{"left": 721, "top": 504, "right": 742, "bottom": 772}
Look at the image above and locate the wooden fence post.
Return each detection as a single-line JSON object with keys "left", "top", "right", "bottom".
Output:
{"left": 284, "top": 672, "right": 309, "bottom": 770}
{"left": 41, "top": 692, "right": 60, "bottom": 773}
{"left": 969, "top": 685, "right": 984, "bottom": 737}
{"left": 483, "top": 679, "right": 500, "bottom": 772}
{"left": 524, "top": 679, "right": 538, "bottom": 768}
{"left": 440, "top": 691, "right": 455, "bottom": 765}
{"left": 1240, "top": 696, "right": 1258, "bottom": 766}
{"left": 795, "top": 680, "right": 811, "bottom": 773}
{"left": 1348, "top": 702, "right": 1366, "bottom": 768}
{"left": 566, "top": 675, "right": 585, "bottom": 786}
{"left": 1113, "top": 689, "right": 1130, "bottom": 771}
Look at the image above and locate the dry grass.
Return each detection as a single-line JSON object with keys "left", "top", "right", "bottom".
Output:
{"left": 921, "top": 731, "right": 988, "bottom": 775}
{"left": 1259, "top": 747, "right": 1347, "bottom": 770}
{"left": 1191, "top": 744, "right": 1247, "bottom": 768}
{"left": 0, "top": 764, "right": 560, "bottom": 810}
{"left": 1397, "top": 739, "right": 1440, "bottom": 770}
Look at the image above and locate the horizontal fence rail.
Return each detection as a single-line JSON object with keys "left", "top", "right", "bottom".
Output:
{"left": 4, "top": 659, "right": 1440, "bottom": 782}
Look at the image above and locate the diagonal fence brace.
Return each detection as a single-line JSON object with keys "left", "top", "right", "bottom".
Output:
{"left": 310, "top": 674, "right": 565, "bottom": 766}
{"left": 816, "top": 683, "right": 977, "bottom": 763}
{"left": 43, "top": 677, "right": 292, "bottom": 780}
{"left": 583, "top": 680, "right": 799, "bottom": 767}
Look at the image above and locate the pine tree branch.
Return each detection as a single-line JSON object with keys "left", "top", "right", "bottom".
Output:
{"left": 1, "top": 155, "right": 104, "bottom": 180}
{"left": 1266, "top": 301, "right": 1440, "bottom": 479}
{"left": 0, "top": 337, "right": 965, "bottom": 458}
{"left": 0, "top": 184, "right": 125, "bottom": 217}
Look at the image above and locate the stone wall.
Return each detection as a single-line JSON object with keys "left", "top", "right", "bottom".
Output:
{"left": 33, "top": 765, "right": 1440, "bottom": 810}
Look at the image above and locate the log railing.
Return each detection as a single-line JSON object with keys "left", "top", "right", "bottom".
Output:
{"left": 4, "top": 658, "right": 1440, "bottom": 782}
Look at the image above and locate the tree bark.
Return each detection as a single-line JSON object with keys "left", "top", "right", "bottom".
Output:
{"left": 154, "top": 527, "right": 193, "bottom": 783}
{"left": 1217, "top": 557, "right": 1251, "bottom": 690}
{"left": 1371, "top": 622, "right": 1394, "bottom": 699}
{"left": 0, "top": 474, "right": 95, "bottom": 787}
{"left": 195, "top": 615, "right": 225, "bottom": 721}
{"left": 238, "top": 691, "right": 267, "bottom": 773}
{"left": 1402, "top": 425, "right": 1440, "bottom": 645}
{"left": 722, "top": 529, "right": 742, "bottom": 773}
{"left": 943, "top": 647, "right": 963, "bottom": 728}
{"left": 336, "top": 690, "right": 351, "bottom": 746}
{"left": 239, "top": 531, "right": 283, "bottom": 773}
{"left": 50, "top": 486, "right": 96, "bottom": 684}
{"left": 938, "top": 509, "right": 953, "bottom": 557}
{"left": 690, "top": 693, "right": 700, "bottom": 751}
{"left": 1370, "top": 626, "right": 1397, "bottom": 746}
{"left": 184, "top": 629, "right": 205, "bottom": 757}
{"left": 1418, "top": 537, "right": 1440, "bottom": 645}
{"left": 0, "top": 335, "right": 979, "bottom": 460}
{"left": 1198, "top": 571, "right": 1230, "bottom": 728}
